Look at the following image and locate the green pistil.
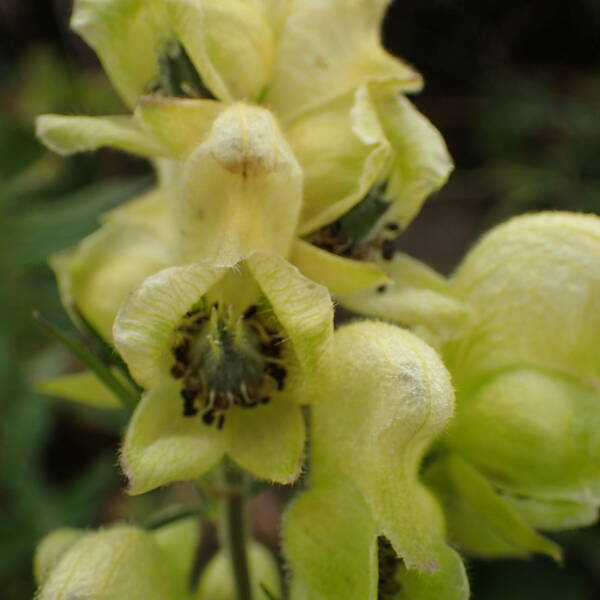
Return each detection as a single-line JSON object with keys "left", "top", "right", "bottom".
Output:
{"left": 171, "top": 304, "right": 286, "bottom": 427}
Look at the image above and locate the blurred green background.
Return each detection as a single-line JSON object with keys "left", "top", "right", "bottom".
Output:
{"left": 1, "top": 1, "right": 599, "bottom": 598}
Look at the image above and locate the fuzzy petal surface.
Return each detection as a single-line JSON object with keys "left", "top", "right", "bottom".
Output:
{"left": 283, "top": 477, "right": 378, "bottom": 600}
{"left": 338, "top": 253, "right": 469, "bottom": 347}
{"left": 313, "top": 321, "right": 455, "bottom": 572}
{"left": 175, "top": 104, "right": 302, "bottom": 264}
{"left": 136, "top": 97, "right": 224, "bottom": 157}
{"left": 51, "top": 219, "right": 173, "bottom": 341}
{"left": 267, "top": 0, "right": 422, "bottom": 121}
{"left": 287, "top": 87, "right": 391, "bottom": 235}
{"left": 246, "top": 252, "right": 333, "bottom": 375}
{"left": 122, "top": 379, "right": 226, "bottom": 495}
{"left": 370, "top": 83, "right": 453, "bottom": 228}
{"left": 291, "top": 239, "right": 389, "bottom": 295}
{"left": 449, "top": 212, "right": 600, "bottom": 388}
{"left": 166, "top": 0, "right": 273, "bottom": 102}
{"left": 114, "top": 262, "right": 227, "bottom": 388}
{"left": 225, "top": 399, "right": 305, "bottom": 484}
{"left": 71, "top": 0, "right": 163, "bottom": 107}
{"left": 37, "top": 525, "right": 181, "bottom": 600}
{"left": 36, "top": 114, "right": 167, "bottom": 157}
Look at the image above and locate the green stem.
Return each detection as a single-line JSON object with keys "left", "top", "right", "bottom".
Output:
{"left": 218, "top": 460, "right": 254, "bottom": 600}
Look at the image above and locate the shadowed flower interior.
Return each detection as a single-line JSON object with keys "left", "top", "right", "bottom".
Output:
{"left": 170, "top": 301, "right": 288, "bottom": 428}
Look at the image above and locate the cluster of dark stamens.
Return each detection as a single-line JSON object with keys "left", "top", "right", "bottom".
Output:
{"left": 307, "top": 183, "right": 400, "bottom": 261}
{"left": 170, "top": 303, "right": 287, "bottom": 430}
{"left": 377, "top": 536, "right": 402, "bottom": 599}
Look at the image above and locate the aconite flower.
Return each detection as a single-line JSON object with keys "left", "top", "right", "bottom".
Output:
{"left": 36, "top": 0, "right": 450, "bottom": 275}
{"left": 423, "top": 212, "right": 600, "bottom": 560}
{"left": 284, "top": 321, "right": 469, "bottom": 600}
{"left": 112, "top": 252, "right": 333, "bottom": 494}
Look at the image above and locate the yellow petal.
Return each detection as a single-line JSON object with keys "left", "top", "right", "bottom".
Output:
{"left": 36, "top": 114, "right": 167, "bottom": 157}
{"left": 314, "top": 321, "right": 455, "bottom": 572}
{"left": 175, "top": 103, "right": 302, "bottom": 264}
{"left": 166, "top": 0, "right": 273, "bottom": 102}
{"left": 71, "top": 0, "right": 163, "bottom": 107}
{"left": 37, "top": 525, "right": 181, "bottom": 600}
{"left": 246, "top": 252, "right": 334, "bottom": 376}
{"left": 267, "top": 0, "right": 422, "bottom": 122}
{"left": 287, "top": 87, "right": 391, "bottom": 235}
{"left": 122, "top": 379, "right": 226, "bottom": 495}
{"left": 136, "top": 96, "right": 224, "bottom": 157}
{"left": 51, "top": 219, "right": 173, "bottom": 342}
{"left": 113, "top": 262, "right": 227, "bottom": 388}
{"left": 370, "top": 83, "right": 453, "bottom": 228}
{"left": 291, "top": 239, "right": 389, "bottom": 296}
{"left": 225, "top": 399, "right": 305, "bottom": 484}
{"left": 338, "top": 253, "right": 469, "bottom": 347}
{"left": 449, "top": 212, "right": 600, "bottom": 387}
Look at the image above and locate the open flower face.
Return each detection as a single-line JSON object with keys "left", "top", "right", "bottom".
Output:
{"left": 113, "top": 252, "right": 333, "bottom": 494}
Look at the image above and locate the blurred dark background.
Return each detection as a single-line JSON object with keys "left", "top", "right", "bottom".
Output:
{"left": 1, "top": 0, "right": 599, "bottom": 598}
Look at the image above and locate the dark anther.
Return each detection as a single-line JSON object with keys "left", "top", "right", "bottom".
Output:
{"left": 217, "top": 414, "right": 226, "bottom": 430}
{"left": 376, "top": 285, "right": 388, "bottom": 294}
{"left": 242, "top": 305, "right": 258, "bottom": 320}
{"left": 382, "top": 240, "right": 395, "bottom": 261}
{"left": 174, "top": 339, "right": 190, "bottom": 362}
{"left": 202, "top": 410, "right": 215, "bottom": 425}
{"left": 181, "top": 388, "right": 198, "bottom": 417}
{"left": 171, "top": 363, "right": 186, "bottom": 379}
{"left": 194, "top": 315, "right": 207, "bottom": 325}
{"left": 261, "top": 338, "right": 283, "bottom": 358}
{"left": 385, "top": 222, "right": 400, "bottom": 232}
{"left": 185, "top": 308, "right": 201, "bottom": 318}
{"left": 266, "top": 363, "right": 287, "bottom": 390}
{"left": 260, "top": 396, "right": 271, "bottom": 404}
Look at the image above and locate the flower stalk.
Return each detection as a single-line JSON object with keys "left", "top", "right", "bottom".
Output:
{"left": 218, "top": 460, "right": 254, "bottom": 600}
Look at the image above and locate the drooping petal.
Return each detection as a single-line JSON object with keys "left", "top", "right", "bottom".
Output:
{"left": 313, "top": 321, "right": 455, "bottom": 572}
{"left": 165, "top": 0, "right": 273, "bottom": 102}
{"left": 425, "top": 455, "right": 561, "bottom": 561}
{"left": 446, "top": 368, "right": 600, "bottom": 504}
{"left": 36, "top": 371, "right": 122, "bottom": 409}
{"left": 114, "top": 262, "right": 227, "bottom": 388}
{"left": 51, "top": 219, "right": 173, "bottom": 341}
{"left": 122, "top": 379, "right": 226, "bottom": 495}
{"left": 226, "top": 399, "right": 305, "bottom": 484}
{"left": 136, "top": 97, "right": 223, "bottom": 157}
{"left": 286, "top": 87, "right": 391, "bottom": 235}
{"left": 175, "top": 103, "right": 302, "bottom": 264}
{"left": 396, "top": 542, "right": 469, "bottom": 600}
{"left": 36, "top": 114, "right": 167, "bottom": 157}
{"left": 283, "top": 478, "right": 379, "bottom": 600}
{"left": 246, "top": 252, "right": 334, "bottom": 376}
{"left": 369, "top": 82, "right": 453, "bottom": 229}
{"left": 36, "top": 525, "right": 182, "bottom": 600}
{"left": 267, "top": 0, "right": 422, "bottom": 122}
{"left": 291, "top": 239, "right": 389, "bottom": 295}
{"left": 338, "top": 253, "right": 469, "bottom": 347}
{"left": 71, "top": 0, "right": 164, "bottom": 107}
{"left": 449, "top": 212, "right": 600, "bottom": 387}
